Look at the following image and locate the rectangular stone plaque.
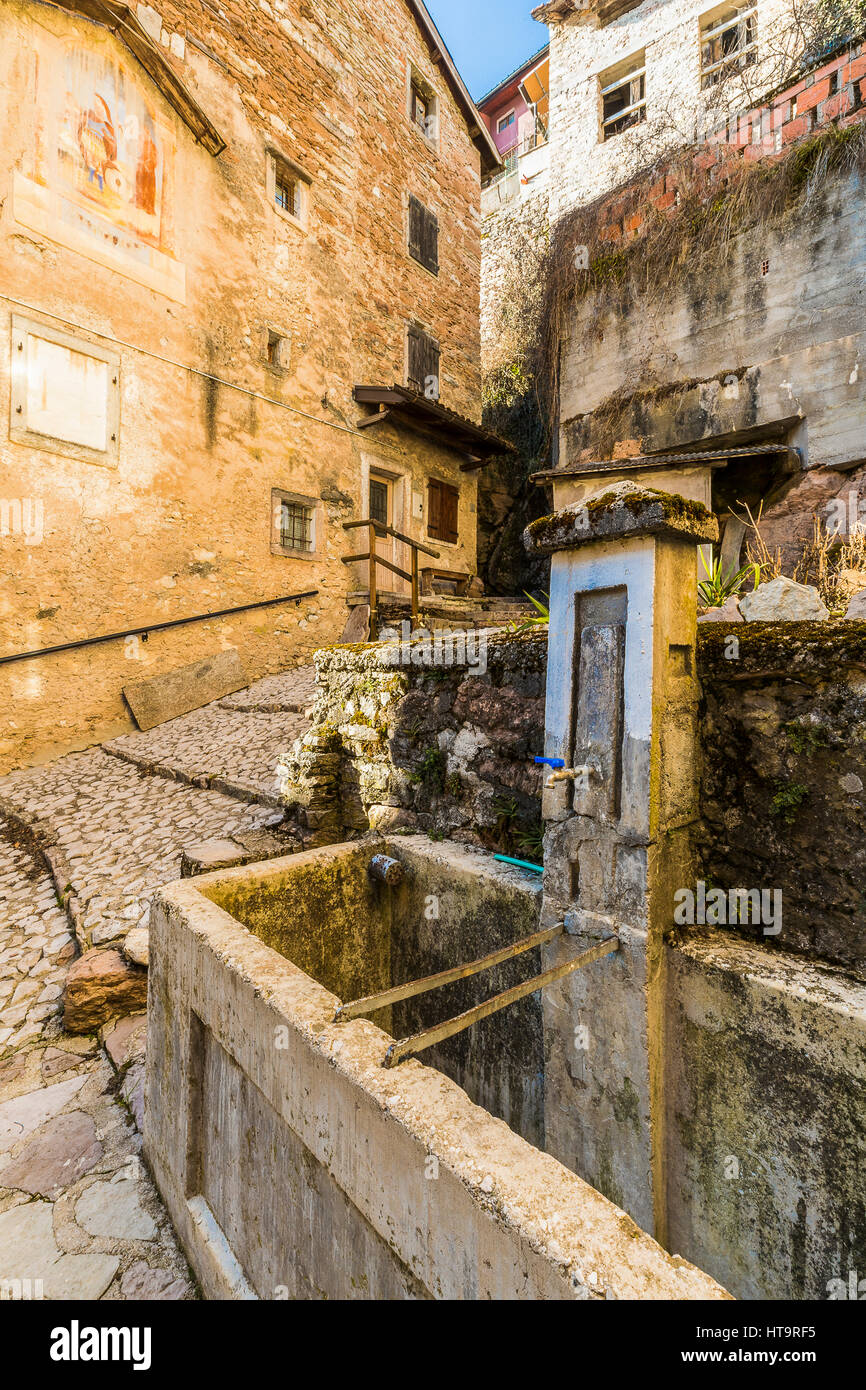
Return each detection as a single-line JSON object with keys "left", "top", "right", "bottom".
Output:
{"left": 123, "top": 649, "right": 247, "bottom": 731}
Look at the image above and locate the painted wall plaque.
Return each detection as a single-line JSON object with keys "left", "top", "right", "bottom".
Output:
{"left": 15, "top": 26, "right": 185, "bottom": 301}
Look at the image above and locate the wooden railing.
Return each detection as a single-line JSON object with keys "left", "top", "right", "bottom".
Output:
{"left": 341, "top": 520, "right": 439, "bottom": 634}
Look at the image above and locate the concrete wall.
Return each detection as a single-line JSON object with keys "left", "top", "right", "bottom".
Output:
{"left": 666, "top": 931, "right": 866, "bottom": 1300}
{"left": 558, "top": 165, "right": 866, "bottom": 478}
{"left": 0, "top": 0, "right": 485, "bottom": 772}
{"left": 144, "top": 836, "right": 728, "bottom": 1299}
{"left": 201, "top": 835, "right": 546, "bottom": 1144}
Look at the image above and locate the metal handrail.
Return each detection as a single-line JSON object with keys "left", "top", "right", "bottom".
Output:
{"left": 0, "top": 589, "right": 319, "bottom": 666}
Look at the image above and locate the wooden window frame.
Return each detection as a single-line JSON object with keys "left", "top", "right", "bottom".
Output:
{"left": 700, "top": 4, "right": 758, "bottom": 89}
{"left": 406, "top": 324, "right": 440, "bottom": 400}
{"left": 266, "top": 147, "right": 312, "bottom": 231}
{"left": 599, "top": 53, "right": 647, "bottom": 142}
{"left": 407, "top": 64, "right": 439, "bottom": 151}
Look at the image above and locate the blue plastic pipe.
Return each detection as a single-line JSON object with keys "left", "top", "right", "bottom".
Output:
{"left": 494, "top": 854, "right": 544, "bottom": 875}
{"left": 533, "top": 756, "right": 564, "bottom": 769}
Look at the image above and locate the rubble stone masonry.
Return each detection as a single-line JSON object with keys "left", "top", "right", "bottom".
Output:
{"left": 0, "top": 0, "right": 488, "bottom": 771}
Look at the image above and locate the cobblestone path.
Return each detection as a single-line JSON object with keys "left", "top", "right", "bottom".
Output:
{"left": 0, "top": 667, "right": 314, "bottom": 1300}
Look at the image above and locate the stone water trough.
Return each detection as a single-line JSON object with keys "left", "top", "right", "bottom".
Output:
{"left": 144, "top": 835, "right": 727, "bottom": 1300}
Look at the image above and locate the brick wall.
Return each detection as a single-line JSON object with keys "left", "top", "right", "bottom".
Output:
{"left": 585, "top": 40, "right": 866, "bottom": 248}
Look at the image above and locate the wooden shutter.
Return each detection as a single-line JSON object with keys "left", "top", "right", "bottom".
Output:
{"left": 408, "top": 195, "right": 439, "bottom": 275}
{"left": 427, "top": 479, "right": 442, "bottom": 539}
{"left": 408, "top": 327, "right": 440, "bottom": 398}
{"left": 427, "top": 480, "right": 458, "bottom": 543}
{"left": 440, "top": 482, "right": 458, "bottom": 543}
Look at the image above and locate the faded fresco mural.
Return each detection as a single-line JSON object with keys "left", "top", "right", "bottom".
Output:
{"left": 15, "top": 26, "right": 184, "bottom": 300}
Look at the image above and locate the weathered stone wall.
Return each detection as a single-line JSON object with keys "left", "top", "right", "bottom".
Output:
{"left": 696, "top": 622, "right": 866, "bottom": 979}
{"left": 479, "top": 189, "right": 551, "bottom": 594}
{"left": 276, "top": 630, "right": 547, "bottom": 850}
{"left": 0, "top": 0, "right": 486, "bottom": 771}
{"left": 545, "top": 0, "right": 807, "bottom": 220}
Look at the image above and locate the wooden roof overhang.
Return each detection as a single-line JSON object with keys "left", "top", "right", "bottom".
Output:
{"left": 353, "top": 385, "right": 517, "bottom": 470}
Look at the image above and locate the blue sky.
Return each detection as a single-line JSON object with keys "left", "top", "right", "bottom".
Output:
{"left": 426, "top": 1, "right": 548, "bottom": 102}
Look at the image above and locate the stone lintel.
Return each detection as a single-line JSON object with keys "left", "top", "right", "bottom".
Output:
{"left": 523, "top": 481, "right": 719, "bottom": 556}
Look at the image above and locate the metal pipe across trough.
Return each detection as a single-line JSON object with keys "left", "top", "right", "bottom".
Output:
{"left": 382, "top": 936, "right": 620, "bottom": 1068}
{"left": 333, "top": 922, "right": 563, "bottom": 1023}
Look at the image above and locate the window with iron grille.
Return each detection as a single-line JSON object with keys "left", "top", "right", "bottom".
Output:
{"left": 280, "top": 500, "right": 312, "bottom": 551}
{"left": 700, "top": 5, "right": 757, "bottom": 88}
{"left": 408, "top": 195, "right": 439, "bottom": 275}
{"left": 427, "top": 478, "right": 459, "bottom": 544}
{"left": 271, "top": 488, "right": 317, "bottom": 557}
{"left": 600, "top": 53, "right": 647, "bottom": 141}
{"left": 407, "top": 326, "right": 440, "bottom": 399}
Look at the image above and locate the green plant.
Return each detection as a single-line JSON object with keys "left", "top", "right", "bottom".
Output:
{"left": 402, "top": 716, "right": 425, "bottom": 745}
{"left": 785, "top": 721, "right": 829, "bottom": 754}
{"left": 410, "top": 746, "right": 447, "bottom": 792}
{"left": 509, "top": 592, "right": 550, "bottom": 632}
{"left": 697, "top": 551, "right": 760, "bottom": 608}
{"left": 444, "top": 771, "right": 463, "bottom": 797}
{"left": 515, "top": 821, "right": 544, "bottom": 862}
{"left": 770, "top": 781, "right": 809, "bottom": 824}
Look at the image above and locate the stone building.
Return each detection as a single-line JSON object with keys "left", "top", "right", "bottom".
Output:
{"left": 0, "top": 0, "right": 506, "bottom": 772}
{"left": 532, "top": 0, "right": 866, "bottom": 568}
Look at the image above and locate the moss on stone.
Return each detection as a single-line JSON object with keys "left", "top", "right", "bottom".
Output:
{"left": 699, "top": 621, "right": 866, "bottom": 679}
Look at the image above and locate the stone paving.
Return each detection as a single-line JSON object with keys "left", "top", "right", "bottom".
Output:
{"left": 104, "top": 708, "right": 308, "bottom": 803}
{"left": 0, "top": 827, "right": 194, "bottom": 1299}
{"left": 0, "top": 666, "right": 315, "bottom": 1300}
{"left": 0, "top": 750, "right": 289, "bottom": 952}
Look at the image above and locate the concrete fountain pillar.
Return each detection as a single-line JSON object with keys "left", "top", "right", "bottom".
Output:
{"left": 524, "top": 481, "right": 718, "bottom": 1244}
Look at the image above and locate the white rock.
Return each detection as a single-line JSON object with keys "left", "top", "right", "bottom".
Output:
{"left": 75, "top": 1172, "right": 157, "bottom": 1241}
{"left": 0, "top": 1201, "right": 119, "bottom": 1299}
{"left": 739, "top": 577, "right": 829, "bottom": 622}
{"left": 0, "top": 1075, "right": 87, "bottom": 1154}
{"left": 844, "top": 590, "right": 866, "bottom": 619}
{"left": 122, "top": 927, "right": 150, "bottom": 968}
{"left": 697, "top": 595, "right": 743, "bottom": 623}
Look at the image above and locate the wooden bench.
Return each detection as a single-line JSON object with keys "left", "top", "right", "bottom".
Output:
{"left": 420, "top": 567, "right": 472, "bottom": 597}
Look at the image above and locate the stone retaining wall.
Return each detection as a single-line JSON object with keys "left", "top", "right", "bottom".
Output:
{"left": 277, "top": 630, "right": 547, "bottom": 855}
